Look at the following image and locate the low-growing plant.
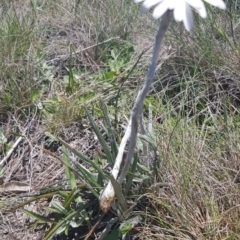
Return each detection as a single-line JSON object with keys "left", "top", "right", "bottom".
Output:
{"left": 19, "top": 100, "right": 156, "bottom": 239}
{"left": 0, "top": 5, "right": 45, "bottom": 114}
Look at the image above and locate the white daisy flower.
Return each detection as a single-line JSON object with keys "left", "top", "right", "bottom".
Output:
{"left": 134, "top": 0, "right": 226, "bottom": 31}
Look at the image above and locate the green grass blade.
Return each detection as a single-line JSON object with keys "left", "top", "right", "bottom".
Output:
{"left": 73, "top": 160, "right": 101, "bottom": 197}
{"left": 58, "top": 138, "right": 106, "bottom": 179}
{"left": 62, "top": 189, "right": 76, "bottom": 210}
{"left": 62, "top": 145, "right": 77, "bottom": 190}
{"left": 21, "top": 208, "right": 56, "bottom": 223}
{"left": 50, "top": 201, "right": 68, "bottom": 215}
{"left": 103, "top": 228, "right": 120, "bottom": 240}
{"left": 85, "top": 107, "right": 114, "bottom": 165}
{"left": 97, "top": 217, "right": 118, "bottom": 240}
{"left": 43, "top": 210, "right": 77, "bottom": 240}
{"left": 109, "top": 174, "right": 127, "bottom": 214}
{"left": 99, "top": 98, "right": 118, "bottom": 157}
{"left": 125, "top": 152, "right": 138, "bottom": 194}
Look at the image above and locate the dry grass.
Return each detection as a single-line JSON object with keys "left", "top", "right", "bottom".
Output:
{"left": 137, "top": 117, "right": 240, "bottom": 239}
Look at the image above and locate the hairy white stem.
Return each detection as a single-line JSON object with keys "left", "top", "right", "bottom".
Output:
{"left": 99, "top": 119, "right": 132, "bottom": 212}
{"left": 99, "top": 10, "right": 173, "bottom": 212}
{"left": 118, "top": 10, "right": 173, "bottom": 184}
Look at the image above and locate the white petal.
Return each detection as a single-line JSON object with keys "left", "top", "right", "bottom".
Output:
{"left": 152, "top": 1, "right": 170, "bottom": 19}
{"left": 174, "top": 0, "right": 185, "bottom": 22}
{"left": 140, "top": 0, "right": 163, "bottom": 14}
{"left": 185, "top": 0, "right": 207, "bottom": 18}
{"left": 134, "top": 0, "right": 226, "bottom": 27}
{"left": 142, "top": 0, "right": 163, "bottom": 9}
{"left": 183, "top": 3, "right": 194, "bottom": 31}
{"left": 185, "top": 0, "right": 205, "bottom": 9}
{"left": 204, "top": 0, "right": 226, "bottom": 9}
{"left": 197, "top": 7, "right": 207, "bottom": 18}
{"left": 166, "top": 0, "right": 176, "bottom": 10}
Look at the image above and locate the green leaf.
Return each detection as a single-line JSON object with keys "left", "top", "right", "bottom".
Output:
{"left": 50, "top": 201, "right": 68, "bottom": 215}
{"left": 125, "top": 152, "right": 139, "bottom": 194}
{"left": 30, "top": 89, "right": 40, "bottom": 102}
{"left": 62, "top": 146, "right": 77, "bottom": 190}
{"left": 97, "top": 217, "right": 118, "bottom": 240}
{"left": 63, "top": 188, "right": 76, "bottom": 211}
{"left": 64, "top": 224, "right": 70, "bottom": 236}
{"left": 103, "top": 229, "right": 119, "bottom": 240}
{"left": 66, "top": 47, "right": 75, "bottom": 93}
{"left": 137, "top": 163, "right": 152, "bottom": 174}
{"left": 21, "top": 208, "right": 55, "bottom": 223}
{"left": 58, "top": 138, "right": 106, "bottom": 180}
{"left": 55, "top": 224, "right": 67, "bottom": 235}
{"left": 73, "top": 160, "right": 101, "bottom": 197}
{"left": 0, "top": 128, "right": 7, "bottom": 144}
{"left": 58, "top": 191, "right": 69, "bottom": 199}
{"left": 85, "top": 107, "right": 114, "bottom": 165}
{"left": 138, "top": 134, "right": 157, "bottom": 151}
{"left": 44, "top": 132, "right": 58, "bottom": 142}
{"left": 109, "top": 174, "right": 127, "bottom": 214}
{"left": 97, "top": 170, "right": 104, "bottom": 187}
{"left": 120, "top": 222, "right": 132, "bottom": 236}
{"left": 103, "top": 71, "right": 116, "bottom": 80}
{"left": 44, "top": 210, "right": 77, "bottom": 240}
{"left": 120, "top": 216, "right": 141, "bottom": 237}
{"left": 70, "top": 216, "right": 85, "bottom": 228}
{"left": 99, "top": 99, "right": 118, "bottom": 158}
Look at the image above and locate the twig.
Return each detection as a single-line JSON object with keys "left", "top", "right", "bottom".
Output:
{"left": 84, "top": 213, "right": 106, "bottom": 240}
{"left": 0, "top": 136, "right": 23, "bottom": 166}
{"left": 118, "top": 10, "right": 173, "bottom": 184}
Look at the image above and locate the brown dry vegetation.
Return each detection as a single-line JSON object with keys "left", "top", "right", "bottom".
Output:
{"left": 0, "top": 0, "right": 240, "bottom": 240}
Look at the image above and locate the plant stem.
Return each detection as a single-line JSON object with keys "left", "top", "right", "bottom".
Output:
{"left": 99, "top": 119, "right": 132, "bottom": 212}
{"left": 99, "top": 10, "right": 173, "bottom": 213}
{"left": 118, "top": 10, "right": 173, "bottom": 184}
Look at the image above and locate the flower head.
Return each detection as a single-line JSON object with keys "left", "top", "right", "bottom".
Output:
{"left": 134, "top": 0, "right": 226, "bottom": 31}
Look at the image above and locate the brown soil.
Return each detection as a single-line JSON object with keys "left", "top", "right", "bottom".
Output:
{"left": 0, "top": 114, "right": 103, "bottom": 239}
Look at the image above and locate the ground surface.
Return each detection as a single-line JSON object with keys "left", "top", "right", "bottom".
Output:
{"left": 1, "top": 1, "right": 240, "bottom": 240}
